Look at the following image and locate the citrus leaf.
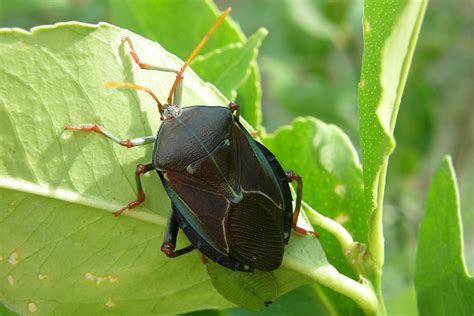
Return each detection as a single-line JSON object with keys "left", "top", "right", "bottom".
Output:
{"left": 207, "top": 234, "right": 327, "bottom": 311}
{"left": 110, "top": 0, "right": 263, "bottom": 129}
{"left": 415, "top": 156, "right": 474, "bottom": 315}
{"left": 0, "top": 22, "right": 233, "bottom": 314}
{"left": 226, "top": 284, "right": 331, "bottom": 316}
{"left": 191, "top": 28, "right": 267, "bottom": 103}
{"left": 358, "top": 0, "right": 427, "bottom": 269}
{"left": 109, "top": 0, "right": 244, "bottom": 58}
{"left": 262, "top": 117, "right": 365, "bottom": 315}
{"left": 0, "top": 20, "right": 333, "bottom": 314}
{"left": 235, "top": 64, "right": 262, "bottom": 129}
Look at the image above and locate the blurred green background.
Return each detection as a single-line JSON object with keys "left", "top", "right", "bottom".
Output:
{"left": 1, "top": 0, "right": 472, "bottom": 314}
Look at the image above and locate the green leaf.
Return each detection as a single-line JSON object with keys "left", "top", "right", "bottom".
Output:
{"left": 110, "top": 0, "right": 244, "bottom": 58}
{"left": 0, "top": 22, "right": 232, "bottom": 314}
{"left": 262, "top": 118, "right": 365, "bottom": 315}
{"left": 191, "top": 28, "right": 267, "bottom": 102}
{"left": 286, "top": 0, "right": 343, "bottom": 43}
{"left": 110, "top": 0, "right": 264, "bottom": 129}
{"left": 0, "top": 303, "right": 18, "bottom": 316}
{"left": 235, "top": 64, "right": 262, "bottom": 129}
{"left": 226, "top": 284, "right": 331, "bottom": 316}
{"left": 207, "top": 264, "right": 279, "bottom": 311}
{"left": 0, "top": 21, "right": 330, "bottom": 314}
{"left": 206, "top": 230, "right": 328, "bottom": 311}
{"left": 415, "top": 156, "right": 474, "bottom": 315}
{"left": 358, "top": 0, "right": 427, "bottom": 269}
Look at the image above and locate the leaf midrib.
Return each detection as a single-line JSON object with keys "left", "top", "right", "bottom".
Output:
{"left": 0, "top": 176, "right": 167, "bottom": 226}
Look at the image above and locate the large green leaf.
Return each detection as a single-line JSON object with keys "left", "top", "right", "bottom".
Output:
{"left": 358, "top": 0, "right": 427, "bottom": 274}
{"left": 0, "top": 22, "right": 330, "bottom": 314}
{"left": 0, "top": 22, "right": 232, "bottom": 315}
{"left": 415, "top": 156, "right": 474, "bottom": 315}
{"left": 262, "top": 118, "right": 365, "bottom": 315}
{"left": 110, "top": 0, "right": 263, "bottom": 128}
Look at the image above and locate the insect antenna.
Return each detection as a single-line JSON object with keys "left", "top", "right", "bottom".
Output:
{"left": 167, "top": 7, "right": 232, "bottom": 105}
{"left": 105, "top": 82, "right": 165, "bottom": 120}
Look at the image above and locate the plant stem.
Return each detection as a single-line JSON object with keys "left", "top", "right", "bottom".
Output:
{"left": 284, "top": 258, "right": 378, "bottom": 315}
{"left": 304, "top": 201, "right": 387, "bottom": 314}
{"left": 303, "top": 201, "right": 353, "bottom": 249}
{"left": 368, "top": 163, "right": 388, "bottom": 270}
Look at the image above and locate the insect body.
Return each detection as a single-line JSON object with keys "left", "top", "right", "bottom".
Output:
{"left": 65, "top": 7, "right": 316, "bottom": 272}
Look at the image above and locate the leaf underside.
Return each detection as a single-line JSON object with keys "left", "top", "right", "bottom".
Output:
{"left": 0, "top": 21, "right": 326, "bottom": 314}
{"left": 0, "top": 22, "right": 231, "bottom": 315}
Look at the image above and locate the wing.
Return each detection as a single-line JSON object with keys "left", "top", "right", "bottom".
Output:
{"left": 161, "top": 170, "right": 231, "bottom": 254}
{"left": 160, "top": 120, "right": 289, "bottom": 271}
{"left": 224, "top": 122, "right": 289, "bottom": 270}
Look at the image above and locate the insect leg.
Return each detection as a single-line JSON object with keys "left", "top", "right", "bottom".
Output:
{"left": 105, "top": 82, "right": 165, "bottom": 118}
{"left": 124, "top": 36, "right": 184, "bottom": 107}
{"left": 113, "top": 163, "right": 154, "bottom": 216}
{"left": 161, "top": 205, "right": 195, "bottom": 258}
{"left": 124, "top": 36, "right": 180, "bottom": 73}
{"left": 286, "top": 171, "right": 320, "bottom": 237}
{"left": 64, "top": 124, "right": 155, "bottom": 148}
{"left": 228, "top": 102, "right": 240, "bottom": 121}
{"left": 167, "top": 8, "right": 232, "bottom": 105}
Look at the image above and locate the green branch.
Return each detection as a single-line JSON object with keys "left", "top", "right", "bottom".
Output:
{"left": 284, "top": 258, "right": 378, "bottom": 315}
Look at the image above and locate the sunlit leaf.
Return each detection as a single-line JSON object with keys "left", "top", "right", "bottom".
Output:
{"left": 262, "top": 117, "right": 365, "bottom": 314}
{"left": 191, "top": 28, "right": 267, "bottom": 101}
{"left": 358, "top": 0, "right": 427, "bottom": 269}
{"left": 110, "top": 0, "right": 263, "bottom": 129}
{"left": 415, "top": 156, "right": 474, "bottom": 315}
{"left": 0, "top": 22, "right": 232, "bottom": 315}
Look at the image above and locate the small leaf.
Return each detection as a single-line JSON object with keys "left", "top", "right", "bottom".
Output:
{"left": 191, "top": 28, "right": 267, "bottom": 102}
{"left": 262, "top": 117, "right": 365, "bottom": 315}
{"left": 415, "top": 156, "right": 474, "bottom": 315}
{"left": 207, "top": 234, "right": 327, "bottom": 311}
{"left": 226, "top": 284, "right": 332, "bottom": 316}
{"left": 286, "top": 0, "right": 343, "bottom": 43}
{"left": 110, "top": 0, "right": 264, "bottom": 129}
{"left": 110, "top": 0, "right": 243, "bottom": 57}
{"left": 207, "top": 265, "right": 278, "bottom": 311}
{"left": 235, "top": 64, "right": 262, "bottom": 129}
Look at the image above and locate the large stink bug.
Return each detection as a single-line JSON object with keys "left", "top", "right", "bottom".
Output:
{"left": 65, "top": 8, "right": 317, "bottom": 272}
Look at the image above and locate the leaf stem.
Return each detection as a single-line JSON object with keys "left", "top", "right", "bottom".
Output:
{"left": 284, "top": 258, "right": 378, "bottom": 315}
{"left": 303, "top": 201, "right": 353, "bottom": 249}
{"left": 368, "top": 163, "right": 387, "bottom": 270}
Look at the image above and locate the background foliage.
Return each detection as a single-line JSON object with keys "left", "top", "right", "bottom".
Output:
{"left": 0, "top": 0, "right": 472, "bottom": 315}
